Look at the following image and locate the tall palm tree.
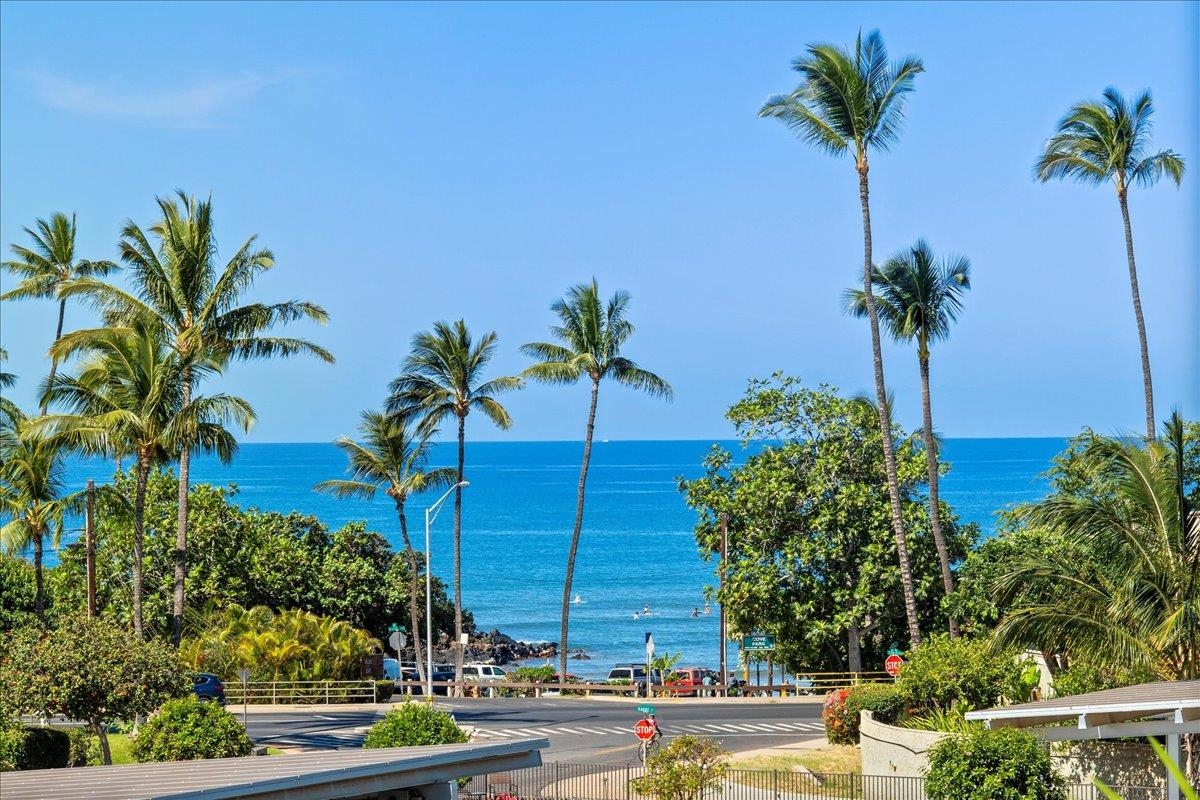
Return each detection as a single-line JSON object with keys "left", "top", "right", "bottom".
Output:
{"left": 42, "top": 322, "right": 253, "bottom": 637}
{"left": 2, "top": 213, "right": 117, "bottom": 414}
{"left": 0, "top": 406, "right": 80, "bottom": 621}
{"left": 760, "top": 30, "right": 925, "bottom": 645}
{"left": 846, "top": 241, "right": 971, "bottom": 636}
{"left": 314, "top": 409, "right": 455, "bottom": 683}
{"left": 387, "top": 320, "right": 522, "bottom": 687}
{"left": 993, "top": 413, "right": 1198, "bottom": 780}
{"left": 521, "top": 280, "right": 673, "bottom": 681}
{"left": 0, "top": 348, "right": 17, "bottom": 424}
{"left": 59, "top": 191, "right": 332, "bottom": 645}
{"left": 1035, "top": 89, "right": 1185, "bottom": 441}
{"left": 0, "top": 346, "right": 15, "bottom": 390}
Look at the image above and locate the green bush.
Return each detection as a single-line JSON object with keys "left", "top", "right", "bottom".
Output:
{"left": 630, "top": 735, "right": 728, "bottom": 800}
{"left": 375, "top": 680, "right": 395, "bottom": 703}
{"left": 1051, "top": 658, "right": 1156, "bottom": 698}
{"left": 821, "top": 683, "right": 902, "bottom": 744}
{"left": 131, "top": 696, "right": 253, "bottom": 762}
{"left": 67, "top": 728, "right": 94, "bottom": 767}
{"left": 0, "top": 725, "right": 70, "bottom": 771}
{"left": 926, "top": 727, "right": 1065, "bottom": 800}
{"left": 895, "top": 634, "right": 1026, "bottom": 713}
{"left": 363, "top": 700, "right": 469, "bottom": 748}
{"left": 511, "top": 665, "right": 556, "bottom": 683}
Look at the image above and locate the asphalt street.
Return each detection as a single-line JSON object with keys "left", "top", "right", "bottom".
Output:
{"left": 246, "top": 697, "right": 825, "bottom": 764}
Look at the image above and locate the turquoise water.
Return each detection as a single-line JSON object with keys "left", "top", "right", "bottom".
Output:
{"left": 58, "top": 438, "right": 1066, "bottom": 676}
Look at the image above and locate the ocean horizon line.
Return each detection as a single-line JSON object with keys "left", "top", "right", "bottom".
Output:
{"left": 225, "top": 435, "right": 1076, "bottom": 446}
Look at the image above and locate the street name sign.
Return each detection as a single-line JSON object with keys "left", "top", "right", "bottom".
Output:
{"left": 637, "top": 704, "right": 656, "bottom": 714}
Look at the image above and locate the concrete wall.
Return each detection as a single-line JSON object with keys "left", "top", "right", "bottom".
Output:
{"left": 859, "top": 711, "right": 946, "bottom": 779}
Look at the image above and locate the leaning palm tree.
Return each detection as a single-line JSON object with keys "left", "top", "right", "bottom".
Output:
{"left": 993, "top": 413, "right": 1198, "bottom": 780}
{"left": 521, "top": 280, "right": 673, "bottom": 681}
{"left": 387, "top": 320, "right": 522, "bottom": 687}
{"left": 760, "top": 30, "right": 925, "bottom": 645}
{"left": 0, "top": 406, "right": 80, "bottom": 621}
{"left": 846, "top": 241, "right": 971, "bottom": 636}
{"left": 59, "top": 191, "right": 332, "bottom": 645}
{"left": 2, "top": 213, "right": 117, "bottom": 414}
{"left": 1035, "top": 89, "right": 1185, "bottom": 441}
{"left": 42, "top": 322, "right": 253, "bottom": 637}
{"left": 314, "top": 409, "right": 455, "bottom": 683}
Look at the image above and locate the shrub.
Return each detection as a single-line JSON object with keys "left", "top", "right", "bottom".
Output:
{"left": 131, "top": 696, "right": 253, "bottom": 762}
{"left": 375, "top": 680, "right": 395, "bottom": 703}
{"left": 822, "top": 683, "right": 902, "bottom": 744}
{"left": 363, "top": 700, "right": 469, "bottom": 748}
{"left": 511, "top": 666, "right": 556, "bottom": 683}
{"left": 66, "top": 728, "right": 94, "bottom": 767}
{"left": 1051, "top": 657, "right": 1156, "bottom": 698}
{"left": 895, "top": 634, "right": 1026, "bottom": 713}
{"left": 0, "top": 725, "right": 70, "bottom": 771}
{"left": 630, "top": 735, "right": 728, "bottom": 800}
{"left": 926, "top": 727, "right": 1066, "bottom": 800}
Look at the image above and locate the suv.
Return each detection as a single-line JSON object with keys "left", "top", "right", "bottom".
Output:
{"left": 462, "top": 664, "right": 507, "bottom": 697}
{"left": 192, "top": 673, "right": 226, "bottom": 704}
{"left": 606, "top": 664, "right": 662, "bottom": 697}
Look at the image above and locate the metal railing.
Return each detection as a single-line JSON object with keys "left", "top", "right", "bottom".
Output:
{"left": 224, "top": 680, "right": 378, "bottom": 704}
{"left": 458, "top": 763, "right": 1165, "bottom": 800}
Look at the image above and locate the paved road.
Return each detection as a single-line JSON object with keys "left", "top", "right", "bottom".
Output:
{"left": 246, "top": 698, "right": 825, "bottom": 764}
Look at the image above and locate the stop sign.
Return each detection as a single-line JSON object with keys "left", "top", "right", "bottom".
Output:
{"left": 884, "top": 654, "right": 905, "bottom": 678}
{"left": 634, "top": 719, "right": 656, "bottom": 741}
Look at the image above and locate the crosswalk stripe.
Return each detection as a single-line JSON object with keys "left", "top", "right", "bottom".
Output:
{"left": 579, "top": 727, "right": 610, "bottom": 735}
{"left": 760, "top": 723, "right": 804, "bottom": 731}
{"left": 727, "top": 724, "right": 762, "bottom": 732}
{"left": 710, "top": 724, "right": 744, "bottom": 732}
{"left": 604, "top": 727, "right": 629, "bottom": 735}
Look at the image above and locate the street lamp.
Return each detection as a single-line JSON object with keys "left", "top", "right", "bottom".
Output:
{"left": 426, "top": 480, "right": 468, "bottom": 698}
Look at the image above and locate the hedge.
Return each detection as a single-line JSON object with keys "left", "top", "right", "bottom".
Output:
{"left": 0, "top": 725, "right": 71, "bottom": 771}
{"left": 926, "top": 727, "right": 1066, "bottom": 800}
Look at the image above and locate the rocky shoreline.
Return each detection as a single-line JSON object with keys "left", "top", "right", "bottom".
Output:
{"left": 428, "top": 629, "right": 558, "bottom": 666}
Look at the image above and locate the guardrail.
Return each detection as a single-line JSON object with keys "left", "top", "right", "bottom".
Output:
{"left": 224, "top": 680, "right": 378, "bottom": 704}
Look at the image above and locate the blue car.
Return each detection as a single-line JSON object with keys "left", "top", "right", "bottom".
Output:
{"left": 193, "top": 673, "right": 227, "bottom": 704}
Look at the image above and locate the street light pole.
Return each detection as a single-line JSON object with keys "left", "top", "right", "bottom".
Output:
{"left": 426, "top": 481, "right": 469, "bottom": 699}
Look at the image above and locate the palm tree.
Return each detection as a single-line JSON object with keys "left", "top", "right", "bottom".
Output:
{"left": 2, "top": 213, "right": 117, "bottom": 414}
{"left": 1035, "top": 89, "right": 1185, "bottom": 441}
{"left": 59, "top": 191, "right": 332, "bottom": 645}
{"left": 0, "top": 348, "right": 17, "bottom": 424}
{"left": 760, "top": 30, "right": 925, "bottom": 646}
{"left": 0, "top": 406, "right": 79, "bottom": 621}
{"left": 846, "top": 241, "right": 971, "bottom": 636}
{"left": 992, "top": 413, "right": 1198, "bottom": 780}
{"left": 42, "top": 322, "right": 253, "bottom": 637}
{"left": 0, "top": 346, "right": 14, "bottom": 390}
{"left": 521, "top": 280, "right": 673, "bottom": 681}
{"left": 387, "top": 320, "right": 522, "bottom": 687}
{"left": 314, "top": 409, "right": 455, "bottom": 683}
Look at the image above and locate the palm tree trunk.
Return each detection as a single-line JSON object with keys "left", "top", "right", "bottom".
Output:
{"left": 171, "top": 368, "right": 193, "bottom": 647}
{"left": 33, "top": 531, "right": 45, "bottom": 622}
{"left": 1117, "top": 189, "right": 1155, "bottom": 441}
{"left": 133, "top": 453, "right": 149, "bottom": 638}
{"left": 453, "top": 414, "right": 465, "bottom": 693}
{"left": 395, "top": 497, "right": 427, "bottom": 685}
{"left": 561, "top": 379, "right": 600, "bottom": 681}
{"left": 858, "top": 160, "right": 922, "bottom": 648}
{"left": 39, "top": 298, "right": 67, "bottom": 416}
{"left": 919, "top": 348, "right": 958, "bottom": 637}
{"left": 847, "top": 622, "right": 862, "bottom": 673}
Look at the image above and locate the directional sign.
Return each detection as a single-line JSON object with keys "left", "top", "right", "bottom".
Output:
{"left": 637, "top": 704, "right": 656, "bottom": 714}
{"left": 884, "top": 654, "right": 905, "bottom": 678}
{"left": 634, "top": 719, "right": 656, "bottom": 741}
{"left": 743, "top": 633, "right": 775, "bottom": 651}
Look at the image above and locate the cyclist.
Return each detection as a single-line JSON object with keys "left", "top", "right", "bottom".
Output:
{"left": 647, "top": 713, "right": 663, "bottom": 744}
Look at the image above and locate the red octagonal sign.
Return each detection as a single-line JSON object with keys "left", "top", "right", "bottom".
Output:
{"left": 635, "top": 719, "right": 656, "bottom": 741}
{"left": 884, "top": 654, "right": 905, "bottom": 678}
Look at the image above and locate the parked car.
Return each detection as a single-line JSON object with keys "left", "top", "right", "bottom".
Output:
{"left": 606, "top": 664, "right": 662, "bottom": 696}
{"left": 664, "top": 667, "right": 716, "bottom": 696}
{"left": 192, "top": 673, "right": 226, "bottom": 704}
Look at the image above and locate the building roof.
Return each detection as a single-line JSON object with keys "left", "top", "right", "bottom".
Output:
{"left": 0, "top": 738, "right": 547, "bottom": 800}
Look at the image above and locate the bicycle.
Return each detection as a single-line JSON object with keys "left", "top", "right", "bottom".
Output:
{"left": 637, "top": 733, "right": 662, "bottom": 763}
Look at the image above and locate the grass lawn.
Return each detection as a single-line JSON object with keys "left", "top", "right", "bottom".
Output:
{"left": 90, "top": 733, "right": 281, "bottom": 764}
{"left": 730, "top": 746, "right": 862, "bottom": 775}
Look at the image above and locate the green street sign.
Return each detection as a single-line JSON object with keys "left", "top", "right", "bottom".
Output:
{"left": 743, "top": 634, "right": 776, "bottom": 651}
{"left": 637, "top": 704, "right": 656, "bottom": 714}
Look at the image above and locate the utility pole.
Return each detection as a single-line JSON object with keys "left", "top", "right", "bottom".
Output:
{"left": 86, "top": 479, "right": 96, "bottom": 617}
{"left": 718, "top": 513, "right": 728, "bottom": 689}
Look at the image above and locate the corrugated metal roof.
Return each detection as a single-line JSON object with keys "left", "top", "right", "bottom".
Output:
{"left": 965, "top": 679, "right": 1200, "bottom": 723}
{"left": 0, "top": 738, "right": 547, "bottom": 800}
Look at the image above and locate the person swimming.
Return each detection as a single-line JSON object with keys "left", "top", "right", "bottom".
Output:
{"left": 573, "top": 594, "right": 583, "bottom": 604}
{"left": 642, "top": 604, "right": 650, "bottom": 616}
{"left": 633, "top": 611, "right": 640, "bottom": 620}
{"left": 691, "top": 607, "right": 700, "bottom": 618}
{"left": 703, "top": 603, "right": 712, "bottom": 615}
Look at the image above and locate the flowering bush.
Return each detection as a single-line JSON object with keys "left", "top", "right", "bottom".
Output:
{"left": 822, "top": 683, "right": 903, "bottom": 744}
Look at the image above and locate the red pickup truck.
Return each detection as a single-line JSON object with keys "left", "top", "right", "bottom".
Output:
{"left": 665, "top": 667, "right": 717, "bottom": 696}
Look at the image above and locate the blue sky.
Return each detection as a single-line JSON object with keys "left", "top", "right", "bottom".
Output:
{"left": 1, "top": 1, "right": 1196, "bottom": 442}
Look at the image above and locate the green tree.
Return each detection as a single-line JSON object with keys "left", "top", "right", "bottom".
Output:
{"left": 521, "top": 280, "right": 672, "bottom": 681}
{"left": 894, "top": 634, "right": 1028, "bottom": 713}
{"left": 0, "top": 617, "right": 187, "bottom": 764}
{"left": 388, "top": 320, "right": 521, "bottom": 685}
{"left": 43, "top": 322, "right": 252, "bottom": 637}
{"left": 1035, "top": 89, "right": 1185, "bottom": 440}
{"left": 847, "top": 240, "right": 971, "bottom": 636}
{"left": 1, "top": 213, "right": 116, "bottom": 414}
{"left": 630, "top": 736, "right": 729, "bottom": 800}
{"left": 0, "top": 407, "right": 79, "bottom": 621}
{"left": 60, "top": 192, "right": 332, "bottom": 645}
{"left": 315, "top": 409, "right": 454, "bottom": 683}
{"left": 0, "top": 554, "right": 37, "bottom": 633}
{"left": 760, "top": 31, "right": 925, "bottom": 647}
{"left": 680, "top": 375, "right": 974, "bottom": 673}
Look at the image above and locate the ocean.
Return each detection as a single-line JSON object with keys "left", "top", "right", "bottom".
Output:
{"left": 57, "top": 438, "right": 1067, "bottom": 678}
